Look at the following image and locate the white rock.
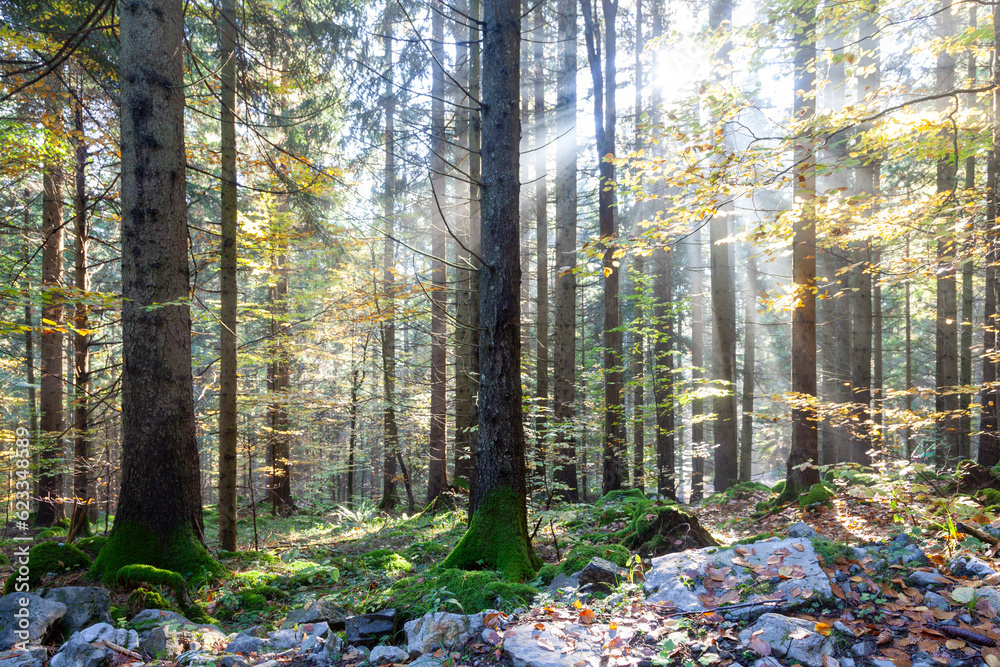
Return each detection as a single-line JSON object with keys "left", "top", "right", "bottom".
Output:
{"left": 368, "top": 645, "right": 409, "bottom": 664}
{"left": 404, "top": 611, "right": 494, "bottom": 655}
{"left": 738, "top": 613, "right": 833, "bottom": 667}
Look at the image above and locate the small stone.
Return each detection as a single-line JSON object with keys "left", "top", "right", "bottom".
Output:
{"left": 906, "top": 570, "right": 946, "bottom": 589}
{"left": 960, "top": 614, "right": 974, "bottom": 624}
{"left": 787, "top": 522, "right": 821, "bottom": 540}
{"left": 269, "top": 628, "right": 304, "bottom": 651}
{"left": 219, "top": 658, "right": 250, "bottom": 667}
{"left": 848, "top": 564, "right": 862, "bottom": 575}
{"left": 840, "top": 659, "right": 856, "bottom": 667}
{"left": 852, "top": 642, "right": 874, "bottom": 657}
{"left": 871, "top": 660, "right": 897, "bottom": 667}
{"left": 923, "top": 592, "right": 950, "bottom": 610}
{"left": 835, "top": 571, "right": 848, "bottom": 583}
{"left": 833, "top": 621, "right": 852, "bottom": 635}
{"left": 346, "top": 609, "right": 397, "bottom": 648}
{"left": 369, "top": 645, "right": 409, "bottom": 665}
{"left": 578, "top": 558, "right": 627, "bottom": 593}
{"left": 282, "top": 599, "right": 347, "bottom": 630}
{"left": 951, "top": 555, "right": 998, "bottom": 578}
{"left": 226, "top": 632, "right": 265, "bottom": 655}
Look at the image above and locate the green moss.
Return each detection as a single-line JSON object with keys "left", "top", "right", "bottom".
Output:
{"left": 732, "top": 532, "right": 775, "bottom": 546}
{"left": 704, "top": 482, "right": 772, "bottom": 505}
{"left": 537, "top": 563, "right": 561, "bottom": 585}
{"left": 54, "top": 518, "right": 71, "bottom": 529}
{"left": 3, "top": 541, "right": 92, "bottom": 593}
{"left": 562, "top": 544, "right": 631, "bottom": 573}
{"left": 38, "top": 527, "right": 67, "bottom": 538}
{"left": 596, "top": 489, "right": 648, "bottom": 506}
{"left": 126, "top": 587, "right": 174, "bottom": 616}
{"left": 442, "top": 487, "right": 541, "bottom": 582}
{"left": 801, "top": 483, "right": 836, "bottom": 507}
{"left": 117, "top": 564, "right": 187, "bottom": 596}
{"left": 383, "top": 568, "right": 537, "bottom": 620}
{"left": 811, "top": 539, "right": 853, "bottom": 566}
{"left": 978, "top": 488, "right": 1000, "bottom": 506}
{"left": 236, "top": 591, "right": 268, "bottom": 610}
{"left": 88, "top": 521, "right": 224, "bottom": 589}
{"left": 771, "top": 480, "right": 786, "bottom": 496}
{"left": 76, "top": 536, "right": 109, "bottom": 559}
{"left": 217, "top": 550, "right": 280, "bottom": 566}
{"left": 358, "top": 549, "right": 413, "bottom": 574}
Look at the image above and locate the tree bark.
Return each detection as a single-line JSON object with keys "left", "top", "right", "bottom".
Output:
{"left": 217, "top": 0, "right": 239, "bottom": 551}
{"left": 427, "top": 0, "right": 449, "bottom": 504}
{"left": 91, "top": 0, "right": 215, "bottom": 580}
{"left": 534, "top": 2, "right": 549, "bottom": 493}
{"left": 72, "top": 83, "right": 91, "bottom": 531}
{"left": 552, "top": 0, "right": 579, "bottom": 502}
{"left": 653, "top": 247, "right": 675, "bottom": 498}
{"left": 38, "top": 71, "right": 65, "bottom": 528}
{"left": 687, "top": 231, "right": 705, "bottom": 500}
{"left": 786, "top": 0, "right": 820, "bottom": 497}
{"left": 739, "top": 252, "right": 757, "bottom": 482}
{"left": 442, "top": 0, "right": 539, "bottom": 580}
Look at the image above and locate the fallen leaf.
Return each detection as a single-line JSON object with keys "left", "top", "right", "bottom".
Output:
{"left": 831, "top": 584, "right": 846, "bottom": 600}
{"left": 537, "top": 639, "right": 556, "bottom": 651}
{"left": 578, "top": 609, "right": 595, "bottom": 625}
{"left": 946, "top": 640, "right": 968, "bottom": 650}
{"left": 952, "top": 587, "right": 978, "bottom": 604}
{"left": 815, "top": 623, "right": 833, "bottom": 637}
{"left": 789, "top": 628, "right": 812, "bottom": 640}
{"left": 822, "top": 656, "right": 840, "bottom": 667}
{"left": 750, "top": 633, "right": 771, "bottom": 657}
{"left": 793, "top": 543, "right": 805, "bottom": 552}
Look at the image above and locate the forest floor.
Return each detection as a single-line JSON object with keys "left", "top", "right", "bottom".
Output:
{"left": 7, "top": 464, "right": 1000, "bottom": 667}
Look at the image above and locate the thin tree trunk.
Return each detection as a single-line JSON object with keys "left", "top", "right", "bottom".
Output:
{"left": 687, "top": 231, "right": 705, "bottom": 500}
{"left": 653, "top": 247, "right": 675, "bottom": 498}
{"left": 631, "top": 0, "right": 645, "bottom": 491}
{"left": 22, "top": 192, "right": 38, "bottom": 500}
{"left": 534, "top": 3, "right": 549, "bottom": 493}
{"left": 427, "top": 0, "right": 449, "bottom": 503}
{"left": 552, "top": 0, "right": 579, "bottom": 501}
{"left": 72, "top": 84, "right": 91, "bottom": 531}
{"left": 935, "top": 0, "right": 960, "bottom": 464}
{"left": 906, "top": 236, "right": 916, "bottom": 459}
{"left": 960, "top": 11, "right": 976, "bottom": 460}
{"left": 739, "top": 252, "right": 757, "bottom": 482}
{"left": 38, "top": 72, "right": 65, "bottom": 527}
{"left": 217, "top": 0, "right": 239, "bottom": 550}
{"left": 786, "top": 0, "right": 820, "bottom": 496}
{"left": 466, "top": 0, "right": 482, "bottom": 509}
{"left": 379, "top": 1, "right": 400, "bottom": 512}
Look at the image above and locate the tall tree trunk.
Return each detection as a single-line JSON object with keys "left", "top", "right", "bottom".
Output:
{"left": 905, "top": 236, "right": 915, "bottom": 458}
{"left": 849, "top": 244, "right": 872, "bottom": 464}
{"left": 631, "top": 0, "right": 645, "bottom": 491}
{"left": 582, "top": 0, "right": 625, "bottom": 494}
{"left": 708, "top": 0, "right": 737, "bottom": 493}
{"left": 217, "top": 0, "right": 239, "bottom": 550}
{"left": 534, "top": 2, "right": 549, "bottom": 493}
{"left": 653, "top": 247, "right": 675, "bottom": 498}
{"left": 268, "top": 243, "right": 292, "bottom": 515}
{"left": 72, "top": 84, "right": 91, "bottom": 530}
{"left": 379, "top": 1, "right": 400, "bottom": 512}
{"left": 687, "top": 231, "right": 705, "bottom": 500}
{"left": 553, "top": 0, "right": 579, "bottom": 501}
{"left": 935, "top": 0, "right": 960, "bottom": 464}
{"left": 427, "top": 0, "right": 449, "bottom": 503}
{"left": 786, "top": 0, "right": 820, "bottom": 497}
{"left": 465, "top": 0, "right": 482, "bottom": 510}
{"left": 22, "top": 192, "right": 38, "bottom": 500}
{"left": 38, "top": 72, "right": 65, "bottom": 527}
{"left": 739, "top": 252, "right": 757, "bottom": 482}
{"left": 980, "top": 4, "right": 1000, "bottom": 467}
{"left": 348, "top": 364, "right": 363, "bottom": 507}
{"left": 92, "top": 0, "right": 212, "bottom": 579}
{"left": 442, "top": 0, "right": 539, "bottom": 579}
{"left": 960, "top": 10, "right": 976, "bottom": 460}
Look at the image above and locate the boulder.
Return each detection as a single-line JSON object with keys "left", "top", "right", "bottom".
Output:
{"left": 0, "top": 592, "right": 67, "bottom": 650}
{"left": 409, "top": 655, "right": 448, "bottom": 667}
{"left": 405, "top": 611, "right": 493, "bottom": 655}
{"left": 49, "top": 633, "right": 110, "bottom": 667}
{"left": 787, "top": 522, "right": 822, "bottom": 540}
{"left": 578, "top": 558, "right": 626, "bottom": 593}
{"left": 738, "top": 613, "right": 833, "bottom": 667}
{"left": 883, "top": 534, "right": 929, "bottom": 566}
{"left": 346, "top": 609, "right": 396, "bottom": 647}
{"left": 950, "top": 554, "right": 998, "bottom": 579}
{"left": 644, "top": 538, "right": 832, "bottom": 618}
{"left": 504, "top": 622, "right": 605, "bottom": 667}
{"left": 0, "top": 647, "right": 46, "bottom": 667}
{"left": 219, "top": 658, "right": 251, "bottom": 667}
{"left": 905, "top": 570, "right": 948, "bottom": 589}
{"left": 281, "top": 599, "right": 346, "bottom": 630}
{"left": 369, "top": 645, "right": 409, "bottom": 665}
{"left": 268, "top": 628, "right": 304, "bottom": 651}
{"left": 225, "top": 632, "right": 265, "bottom": 655}
{"left": 130, "top": 610, "right": 226, "bottom": 659}
{"left": 42, "top": 588, "right": 112, "bottom": 635}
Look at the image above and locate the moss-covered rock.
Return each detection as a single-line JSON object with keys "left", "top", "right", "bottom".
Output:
{"left": 801, "top": 483, "right": 836, "bottom": 507}
{"left": 704, "top": 482, "right": 772, "bottom": 505}
{"left": 357, "top": 549, "right": 413, "bottom": 575}
{"left": 595, "top": 489, "right": 647, "bottom": 506}
{"left": 978, "top": 488, "right": 1000, "bottom": 507}
{"left": 442, "top": 487, "right": 541, "bottom": 582}
{"left": 383, "top": 568, "right": 537, "bottom": 620}
{"left": 126, "top": 587, "right": 174, "bottom": 617}
{"left": 76, "top": 536, "right": 109, "bottom": 559}
{"left": 623, "top": 503, "right": 718, "bottom": 554}
{"left": 3, "top": 541, "right": 92, "bottom": 593}
{"left": 771, "top": 480, "right": 786, "bottom": 496}
{"left": 536, "top": 544, "right": 632, "bottom": 585}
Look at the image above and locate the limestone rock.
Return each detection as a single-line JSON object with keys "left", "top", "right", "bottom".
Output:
{"left": 346, "top": 609, "right": 396, "bottom": 647}
{"left": 578, "top": 558, "right": 626, "bottom": 593}
{"left": 49, "top": 633, "right": 111, "bottom": 667}
{"left": 405, "top": 611, "right": 492, "bottom": 656}
{"left": 0, "top": 592, "right": 67, "bottom": 650}
{"left": 0, "top": 647, "right": 46, "bottom": 667}
{"left": 738, "top": 613, "right": 834, "bottom": 667}
{"left": 645, "top": 538, "right": 832, "bottom": 618}
{"left": 503, "top": 622, "right": 603, "bottom": 667}
{"left": 131, "top": 610, "right": 226, "bottom": 659}
{"left": 409, "top": 655, "right": 448, "bottom": 667}
{"left": 281, "top": 599, "right": 346, "bottom": 630}
{"left": 369, "top": 645, "right": 409, "bottom": 665}
{"left": 787, "top": 522, "right": 822, "bottom": 540}
{"left": 41, "top": 588, "right": 112, "bottom": 635}
{"left": 905, "top": 570, "right": 948, "bottom": 589}
{"left": 268, "top": 628, "right": 304, "bottom": 651}
{"left": 225, "top": 632, "right": 265, "bottom": 655}
{"left": 950, "top": 555, "right": 998, "bottom": 579}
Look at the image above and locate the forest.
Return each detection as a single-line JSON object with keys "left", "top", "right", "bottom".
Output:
{"left": 6, "top": 0, "right": 1000, "bottom": 665}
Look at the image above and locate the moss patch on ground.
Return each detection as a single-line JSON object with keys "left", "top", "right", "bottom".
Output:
{"left": 380, "top": 568, "right": 537, "bottom": 620}
{"left": 537, "top": 543, "right": 632, "bottom": 585}
{"left": 3, "top": 541, "right": 92, "bottom": 593}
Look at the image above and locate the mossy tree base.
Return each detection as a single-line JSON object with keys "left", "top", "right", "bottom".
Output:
{"left": 442, "top": 487, "right": 540, "bottom": 582}
{"left": 623, "top": 504, "right": 718, "bottom": 555}
{"left": 89, "top": 521, "right": 224, "bottom": 592}
{"left": 956, "top": 461, "right": 1000, "bottom": 495}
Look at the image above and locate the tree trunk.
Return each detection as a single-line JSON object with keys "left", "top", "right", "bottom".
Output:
{"left": 442, "top": 0, "right": 539, "bottom": 580}
{"left": 72, "top": 84, "right": 91, "bottom": 532}
{"left": 38, "top": 71, "right": 65, "bottom": 528}
{"left": 427, "top": 0, "right": 449, "bottom": 504}
{"left": 91, "top": 0, "right": 216, "bottom": 582}
{"left": 739, "top": 252, "right": 757, "bottom": 482}
{"left": 980, "top": 4, "right": 1000, "bottom": 467}
{"left": 652, "top": 247, "right": 675, "bottom": 498}
{"left": 379, "top": 1, "right": 400, "bottom": 512}
{"left": 631, "top": 0, "right": 645, "bottom": 491}
{"left": 687, "top": 231, "right": 705, "bottom": 500}
{"left": 534, "top": 2, "right": 549, "bottom": 494}
{"left": 466, "top": 0, "right": 482, "bottom": 509}
{"left": 268, "top": 242, "right": 292, "bottom": 514}
{"left": 22, "top": 192, "right": 38, "bottom": 504}
{"left": 217, "top": 0, "right": 239, "bottom": 551}
{"left": 582, "top": 0, "right": 625, "bottom": 494}
{"left": 786, "top": 0, "right": 820, "bottom": 497}
{"left": 848, "top": 238, "right": 872, "bottom": 465}
{"left": 552, "top": 0, "right": 579, "bottom": 502}
{"left": 935, "top": 0, "right": 960, "bottom": 464}
{"left": 960, "top": 12, "right": 976, "bottom": 461}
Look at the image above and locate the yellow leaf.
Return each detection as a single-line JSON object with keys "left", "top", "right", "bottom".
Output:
{"left": 603, "top": 267, "right": 612, "bottom": 277}
{"left": 815, "top": 622, "right": 832, "bottom": 637}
